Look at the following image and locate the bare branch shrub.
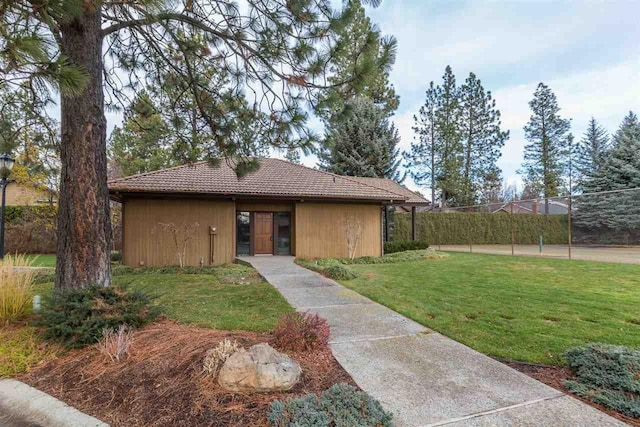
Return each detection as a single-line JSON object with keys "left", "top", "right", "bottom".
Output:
{"left": 95, "top": 324, "right": 134, "bottom": 363}
{"left": 203, "top": 338, "right": 239, "bottom": 376}
{"left": 155, "top": 222, "right": 200, "bottom": 268}
{"left": 344, "top": 216, "right": 363, "bottom": 260}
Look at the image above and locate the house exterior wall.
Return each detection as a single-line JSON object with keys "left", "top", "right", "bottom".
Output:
{"left": 294, "top": 202, "right": 383, "bottom": 259}
{"left": 122, "top": 198, "right": 236, "bottom": 267}
{"left": 6, "top": 182, "right": 50, "bottom": 206}
{"left": 122, "top": 197, "right": 384, "bottom": 266}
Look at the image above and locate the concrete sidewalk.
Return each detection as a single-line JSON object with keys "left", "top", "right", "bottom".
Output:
{"left": 242, "top": 256, "right": 626, "bottom": 427}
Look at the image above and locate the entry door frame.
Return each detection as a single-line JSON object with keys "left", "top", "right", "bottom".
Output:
{"left": 252, "top": 211, "right": 274, "bottom": 255}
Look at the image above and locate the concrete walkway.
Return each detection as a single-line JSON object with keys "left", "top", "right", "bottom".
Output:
{"left": 242, "top": 256, "right": 626, "bottom": 427}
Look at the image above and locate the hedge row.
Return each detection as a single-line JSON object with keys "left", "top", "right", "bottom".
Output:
{"left": 394, "top": 212, "right": 569, "bottom": 245}
{"left": 5, "top": 205, "right": 57, "bottom": 224}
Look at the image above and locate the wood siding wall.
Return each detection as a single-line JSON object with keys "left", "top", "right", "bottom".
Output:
{"left": 294, "top": 202, "right": 382, "bottom": 259}
{"left": 123, "top": 198, "right": 235, "bottom": 267}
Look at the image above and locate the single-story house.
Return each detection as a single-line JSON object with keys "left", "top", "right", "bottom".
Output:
{"left": 108, "top": 158, "right": 429, "bottom": 267}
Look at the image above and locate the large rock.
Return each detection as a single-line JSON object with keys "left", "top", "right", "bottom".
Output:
{"left": 218, "top": 343, "right": 302, "bottom": 392}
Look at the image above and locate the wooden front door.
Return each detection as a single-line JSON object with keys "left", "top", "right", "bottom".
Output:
{"left": 254, "top": 213, "right": 273, "bottom": 254}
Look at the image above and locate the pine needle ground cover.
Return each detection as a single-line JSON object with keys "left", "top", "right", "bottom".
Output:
{"left": 337, "top": 252, "right": 640, "bottom": 365}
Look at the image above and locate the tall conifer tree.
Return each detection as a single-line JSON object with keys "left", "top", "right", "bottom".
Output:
{"left": 521, "top": 83, "right": 571, "bottom": 213}
{"left": 458, "top": 72, "right": 509, "bottom": 205}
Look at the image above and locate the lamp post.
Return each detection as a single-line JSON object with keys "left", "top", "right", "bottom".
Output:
{"left": 0, "top": 153, "right": 15, "bottom": 259}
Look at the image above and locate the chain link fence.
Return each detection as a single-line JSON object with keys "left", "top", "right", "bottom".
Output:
{"left": 393, "top": 187, "right": 640, "bottom": 263}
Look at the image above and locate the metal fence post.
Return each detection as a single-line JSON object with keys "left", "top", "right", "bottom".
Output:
{"left": 568, "top": 194, "right": 572, "bottom": 260}
{"left": 510, "top": 201, "right": 515, "bottom": 256}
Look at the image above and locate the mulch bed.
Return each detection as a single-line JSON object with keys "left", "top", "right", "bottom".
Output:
{"left": 20, "top": 320, "right": 354, "bottom": 427}
{"left": 502, "top": 359, "right": 640, "bottom": 426}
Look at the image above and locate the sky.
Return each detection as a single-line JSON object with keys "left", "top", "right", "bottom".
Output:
{"left": 299, "top": 0, "right": 640, "bottom": 194}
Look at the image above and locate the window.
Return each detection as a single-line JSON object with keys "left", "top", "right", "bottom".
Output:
{"left": 236, "top": 212, "right": 250, "bottom": 255}
{"left": 275, "top": 212, "right": 291, "bottom": 255}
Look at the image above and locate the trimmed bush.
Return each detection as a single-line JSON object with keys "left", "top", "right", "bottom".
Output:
{"left": 268, "top": 382, "right": 393, "bottom": 427}
{"left": 39, "top": 286, "right": 159, "bottom": 348}
{"left": 564, "top": 343, "right": 640, "bottom": 417}
{"left": 384, "top": 240, "right": 429, "bottom": 254}
{"left": 394, "top": 212, "right": 568, "bottom": 245}
{"left": 111, "top": 251, "right": 122, "bottom": 263}
{"left": 323, "top": 264, "right": 358, "bottom": 280}
{"left": 273, "top": 312, "right": 330, "bottom": 352}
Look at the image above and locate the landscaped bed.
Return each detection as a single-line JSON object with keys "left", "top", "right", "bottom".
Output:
{"left": 19, "top": 319, "right": 354, "bottom": 427}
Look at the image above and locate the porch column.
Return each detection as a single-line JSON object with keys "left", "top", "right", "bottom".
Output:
{"left": 384, "top": 205, "right": 389, "bottom": 242}
{"left": 412, "top": 206, "right": 417, "bottom": 241}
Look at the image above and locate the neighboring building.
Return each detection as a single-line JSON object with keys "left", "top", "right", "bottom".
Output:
{"left": 5, "top": 181, "right": 54, "bottom": 206}
{"left": 490, "top": 199, "right": 568, "bottom": 215}
{"left": 108, "top": 158, "right": 429, "bottom": 267}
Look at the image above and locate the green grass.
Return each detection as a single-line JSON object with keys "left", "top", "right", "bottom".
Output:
{"left": 32, "top": 263, "right": 293, "bottom": 332}
{"left": 18, "top": 254, "right": 56, "bottom": 268}
{"left": 0, "top": 324, "right": 62, "bottom": 377}
{"left": 338, "top": 252, "right": 640, "bottom": 365}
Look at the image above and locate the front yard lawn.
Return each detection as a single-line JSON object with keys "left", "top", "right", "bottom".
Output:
{"left": 338, "top": 252, "right": 640, "bottom": 365}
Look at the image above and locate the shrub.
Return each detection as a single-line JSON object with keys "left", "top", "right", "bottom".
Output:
{"left": 323, "top": 264, "right": 358, "bottom": 280}
{"left": 111, "top": 251, "right": 122, "bottom": 263}
{"left": 394, "top": 211, "right": 569, "bottom": 245}
{"left": 203, "top": 338, "right": 239, "bottom": 375}
{"left": 273, "top": 312, "right": 330, "bottom": 352}
{"left": 384, "top": 240, "right": 429, "bottom": 254}
{"left": 95, "top": 324, "right": 134, "bottom": 363}
{"left": 39, "top": 286, "right": 159, "bottom": 348}
{"left": 564, "top": 343, "right": 640, "bottom": 417}
{"left": 268, "top": 383, "right": 393, "bottom": 427}
{"left": 0, "top": 254, "right": 35, "bottom": 324}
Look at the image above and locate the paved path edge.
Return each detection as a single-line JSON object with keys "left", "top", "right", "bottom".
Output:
{"left": 0, "top": 379, "right": 108, "bottom": 427}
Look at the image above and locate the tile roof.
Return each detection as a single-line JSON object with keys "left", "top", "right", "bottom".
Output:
{"left": 108, "top": 158, "right": 414, "bottom": 202}
{"left": 348, "top": 177, "right": 430, "bottom": 205}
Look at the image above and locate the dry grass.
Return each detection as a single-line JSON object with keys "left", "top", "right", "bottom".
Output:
{"left": 95, "top": 325, "right": 135, "bottom": 364}
{"left": 202, "top": 338, "right": 239, "bottom": 376}
{"left": 0, "top": 254, "right": 35, "bottom": 324}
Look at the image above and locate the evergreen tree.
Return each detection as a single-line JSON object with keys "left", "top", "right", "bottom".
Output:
{"left": 284, "top": 149, "right": 301, "bottom": 164}
{"left": 458, "top": 72, "right": 509, "bottom": 205}
{"left": 600, "top": 112, "right": 640, "bottom": 235}
{"left": 109, "top": 92, "right": 174, "bottom": 176}
{"left": 434, "top": 65, "right": 463, "bottom": 206}
{"left": 521, "top": 83, "right": 571, "bottom": 213}
{"left": 317, "top": 0, "right": 399, "bottom": 121}
{"left": 575, "top": 117, "right": 610, "bottom": 190}
{"left": 2, "top": 0, "right": 390, "bottom": 289}
{"left": 404, "top": 82, "right": 439, "bottom": 204}
{"left": 320, "top": 97, "right": 402, "bottom": 180}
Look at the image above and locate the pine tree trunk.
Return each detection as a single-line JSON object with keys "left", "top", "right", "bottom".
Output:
{"left": 55, "top": 4, "right": 112, "bottom": 289}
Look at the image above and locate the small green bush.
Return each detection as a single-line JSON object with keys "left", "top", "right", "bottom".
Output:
{"left": 323, "top": 264, "right": 358, "bottom": 280}
{"left": 38, "top": 286, "right": 159, "bottom": 348}
{"left": 268, "top": 383, "right": 393, "bottom": 427}
{"left": 110, "top": 251, "right": 122, "bottom": 263}
{"left": 564, "top": 343, "right": 640, "bottom": 417}
{"left": 384, "top": 240, "right": 429, "bottom": 254}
